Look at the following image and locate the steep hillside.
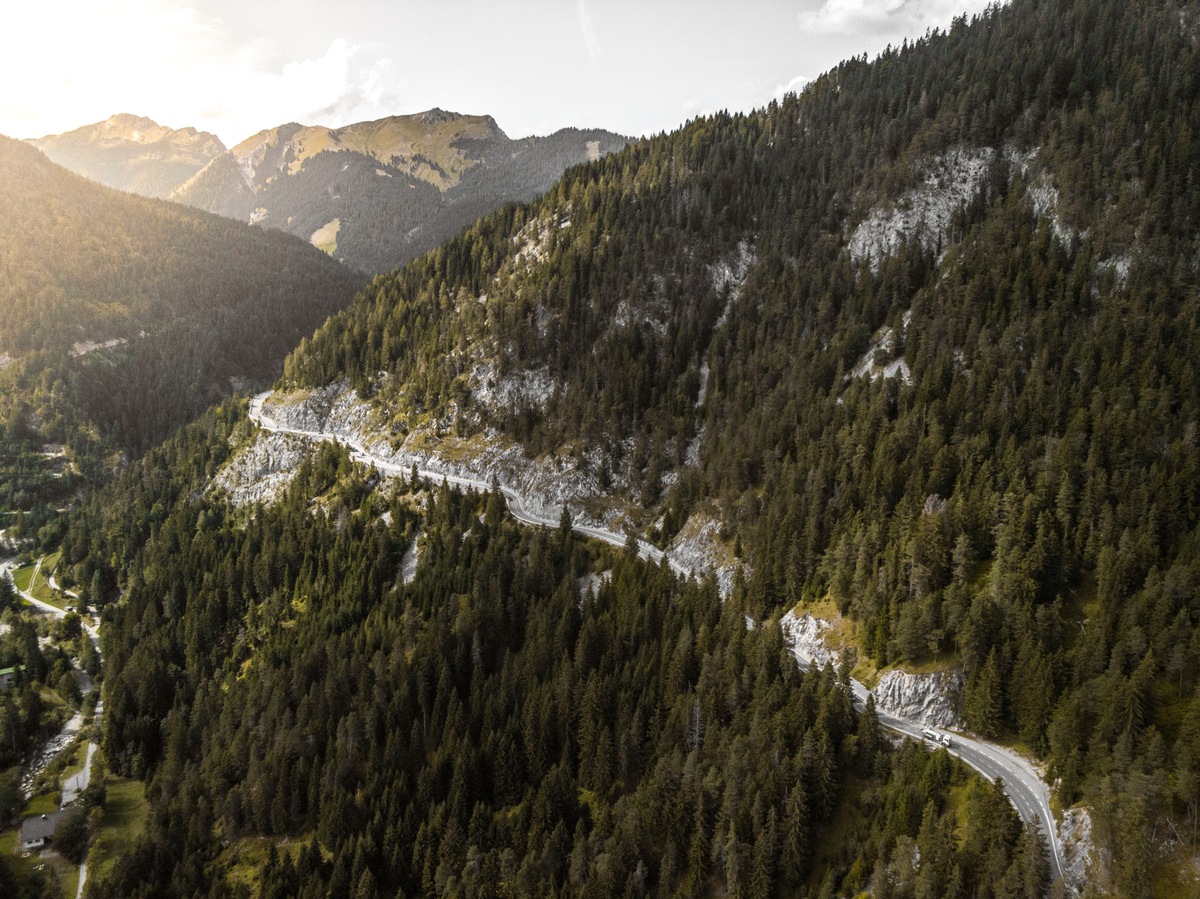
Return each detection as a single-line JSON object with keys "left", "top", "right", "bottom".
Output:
{"left": 170, "top": 109, "right": 630, "bottom": 273}
{"left": 30, "top": 113, "right": 226, "bottom": 198}
{"left": 44, "top": 0, "right": 1200, "bottom": 895}
{"left": 62, "top": 401, "right": 1041, "bottom": 899}
{"left": 250, "top": 0, "right": 1197, "bottom": 892}
{"left": 0, "top": 136, "right": 364, "bottom": 536}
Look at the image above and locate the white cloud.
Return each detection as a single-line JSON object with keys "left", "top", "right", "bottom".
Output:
{"left": 773, "top": 74, "right": 812, "bottom": 101}
{"left": 576, "top": 0, "right": 601, "bottom": 64}
{"left": 799, "top": 0, "right": 993, "bottom": 37}
{"left": 0, "top": 0, "right": 403, "bottom": 145}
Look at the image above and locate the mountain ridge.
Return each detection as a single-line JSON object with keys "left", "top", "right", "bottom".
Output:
{"left": 30, "top": 112, "right": 226, "bottom": 198}
{"left": 32, "top": 109, "right": 630, "bottom": 274}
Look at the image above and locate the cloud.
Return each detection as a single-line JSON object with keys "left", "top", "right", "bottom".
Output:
{"left": 577, "top": 0, "right": 601, "bottom": 64}
{"left": 798, "top": 0, "right": 993, "bottom": 37}
{"left": 773, "top": 74, "right": 812, "bottom": 101}
{"left": 0, "top": 0, "right": 405, "bottom": 144}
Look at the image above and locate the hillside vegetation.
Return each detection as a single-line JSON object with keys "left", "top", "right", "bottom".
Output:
{"left": 58, "top": 403, "right": 1041, "bottom": 898}
{"left": 266, "top": 0, "right": 1200, "bottom": 892}
{"left": 0, "top": 137, "right": 363, "bottom": 537}
{"left": 49, "top": 0, "right": 1200, "bottom": 894}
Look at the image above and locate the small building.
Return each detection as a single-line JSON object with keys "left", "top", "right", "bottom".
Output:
{"left": 20, "top": 812, "right": 63, "bottom": 851}
{"left": 0, "top": 664, "right": 25, "bottom": 690}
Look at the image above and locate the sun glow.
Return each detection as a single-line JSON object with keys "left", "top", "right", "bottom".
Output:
{"left": 0, "top": 0, "right": 388, "bottom": 145}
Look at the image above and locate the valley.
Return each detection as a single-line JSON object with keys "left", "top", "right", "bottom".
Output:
{"left": 2, "top": 0, "right": 1199, "bottom": 895}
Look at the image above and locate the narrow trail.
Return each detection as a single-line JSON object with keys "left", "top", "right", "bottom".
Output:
{"left": 248, "top": 391, "right": 1068, "bottom": 888}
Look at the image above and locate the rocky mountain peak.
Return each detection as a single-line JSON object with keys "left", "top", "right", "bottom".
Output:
{"left": 418, "top": 107, "right": 459, "bottom": 126}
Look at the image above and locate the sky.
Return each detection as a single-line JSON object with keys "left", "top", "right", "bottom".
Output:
{"left": 1, "top": 0, "right": 996, "bottom": 147}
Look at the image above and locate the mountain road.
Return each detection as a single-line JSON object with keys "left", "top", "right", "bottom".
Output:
{"left": 248, "top": 390, "right": 1068, "bottom": 888}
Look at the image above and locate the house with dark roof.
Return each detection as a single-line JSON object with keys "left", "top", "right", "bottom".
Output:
{"left": 19, "top": 811, "right": 63, "bottom": 851}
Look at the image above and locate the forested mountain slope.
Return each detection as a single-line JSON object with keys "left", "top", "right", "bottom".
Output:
{"left": 0, "top": 136, "right": 363, "bottom": 537}
{"left": 249, "top": 0, "right": 1197, "bottom": 891}
{"left": 45, "top": 0, "right": 1200, "bottom": 894}
{"left": 59, "top": 402, "right": 1043, "bottom": 898}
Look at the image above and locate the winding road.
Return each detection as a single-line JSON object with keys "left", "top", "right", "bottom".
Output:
{"left": 248, "top": 393, "right": 691, "bottom": 577}
{"left": 248, "top": 391, "right": 1068, "bottom": 889}
{"left": 848, "top": 681, "right": 1066, "bottom": 884}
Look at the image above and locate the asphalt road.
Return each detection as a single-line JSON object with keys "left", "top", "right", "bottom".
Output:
{"left": 871, "top": 699, "right": 1065, "bottom": 882}
{"left": 248, "top": 392, "right": 691, "bottom": 577}
{"left": 249, "top": 390, "right": 1067, "bottom": 888}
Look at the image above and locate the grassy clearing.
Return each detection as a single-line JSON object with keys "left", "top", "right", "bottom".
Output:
{"left": 11, "top": 563, "right": 33, "bottom": 593}
{"left": 789, "top": 595, "right": 885, "bottom": 687}
{"left": 220, "top": 834, "right": 312, "bottom": 896}
{"left": 85, "top": 774, "right": 149, "bottom": 888}
{"left": 24, "top": 791, "right": 60, "bottom": 816}
{"left": 310, "top": 218, "right": 340, "bottom": 256}
{"left": 13, "top": 552, "right": 69, "bottom": 611}
{"left": 41, "top": 549, "right": 62, "bottom": 579}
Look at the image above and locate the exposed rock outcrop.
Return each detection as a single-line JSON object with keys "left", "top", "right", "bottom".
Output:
{"left": 849, "top": 148, "right": 995, "bottom": 271}
{"left": 668, "top": 513, "right": 739, "bottom": 597}
{"left": 781, "top": 610, "right": 965, "bottom": 729}
{"left": 780, "top": 612, "right": 843, "bottom": 670}
{"left": 873, "top": 668, "right": 965, "bottom": 729}
{"left": 257, "top": 383, "right": 627, "bottom": 539}
{"left": 244, "top": 385, "right": 727, "bottom": 590}
{"left": 400, "top": 537, "right": 420, "bottom": 586}
{"left": 210, "top": 431, "right": 310, "bottom": 506}
{"left": 1059, "top": 806, "right": 1096, "bottom": 896}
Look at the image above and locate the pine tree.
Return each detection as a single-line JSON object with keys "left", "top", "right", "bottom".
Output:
{"left": 967, "top": 648, "right": 1004, "bottom": 738}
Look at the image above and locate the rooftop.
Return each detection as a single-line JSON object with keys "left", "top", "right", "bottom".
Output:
{"left": 20, "top": 811, "right": 63, "bottom": 843}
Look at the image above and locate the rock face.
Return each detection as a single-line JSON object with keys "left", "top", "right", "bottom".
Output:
{"left": 668, "top": 514, "right": 739, "bottom": 597}
{"left": 873, "top": 668, "right": 965, "bottom": 729}
{"left": 848, "top": 148, "right": 995, "bottom": 272}
{"left": 257, "top": 383, "right": 622, "bottom": 536}
{"left": 209, "top": 431, "right": 310, "bottom": 506}
{"left": 400, "top": 537, "right": 421, "bottom": 586}
{"left": 780, "top": 612, "right": 843, "bottom": 670}
{"left": 1059, "top": 806, "right": 1096, "bottom": 895}
{"left": 780, "top": 609, "right": 965, "bottom": 729}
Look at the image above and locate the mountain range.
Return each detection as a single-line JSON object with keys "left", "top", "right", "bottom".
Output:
{"left": 32, "top": 109, "right": 629, "bottom": 274}
{"left": 29, "top": 113, "right": 225, "bottom": 198}
{"left": 7, "top": 0, "right": 1200, "bottom": 895}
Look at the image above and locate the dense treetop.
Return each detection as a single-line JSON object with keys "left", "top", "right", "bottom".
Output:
{"left": 263, "top": 0, "right": 1200, "bottom": 891}
{"left": 56, "top": 401, "right": 1040, "bottom": 898}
